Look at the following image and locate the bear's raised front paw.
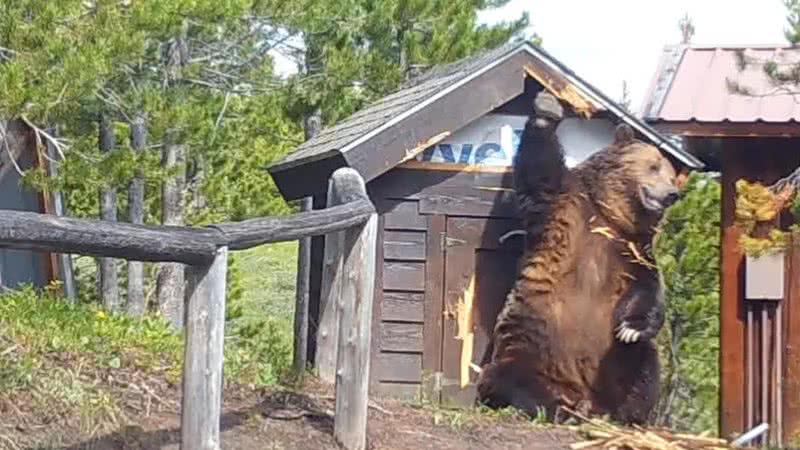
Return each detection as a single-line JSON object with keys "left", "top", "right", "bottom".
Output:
{"left": 615, "top": 321, "right": 642, "bottom": 344}
{"left": 534, "top": 91, "right": 563, "bottom": 123}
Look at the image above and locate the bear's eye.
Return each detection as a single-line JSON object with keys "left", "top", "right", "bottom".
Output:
{"left": 649, "top": 163, "right": 659, "bottom": 173}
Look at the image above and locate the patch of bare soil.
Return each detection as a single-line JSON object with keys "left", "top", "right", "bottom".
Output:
{"left": 0, "top": 379, "right": 578, "bottom": 450}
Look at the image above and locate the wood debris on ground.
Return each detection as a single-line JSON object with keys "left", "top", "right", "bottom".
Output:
{"left": 564, "top": 408, "right": 738, "bottom": 450}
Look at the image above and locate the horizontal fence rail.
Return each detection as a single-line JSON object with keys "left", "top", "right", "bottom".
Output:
{"left": 0, "top": 167, "right": 378, "bottom": 450}
{"left": 0, "top": 198, "right": 374, "bottom": 264}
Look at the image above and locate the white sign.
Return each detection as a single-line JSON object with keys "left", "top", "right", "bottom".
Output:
{"left": 416, "top": 114, "right": 617, "bottom": 168}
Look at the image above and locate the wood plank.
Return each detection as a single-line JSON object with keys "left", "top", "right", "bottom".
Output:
{"left": 376, "top": 382, "right": 421, "bottom": 402}
{"left": 382, "top": 291, "right": 424, "bottom": 322}
{"left": 418, "top": 192, "right": 518, "bottom": 218}
{"left": 382, "top": 200, "right": 426, "bottom": 230}
{"left": 784, "top": 240, "right": 800, "bottom": 443}
{"left": 422, "top": 215, "right": 446, "bottom": 404}
{"left": 380, "top": 323, "right": 423, "bottom": 352}
{"left": 374, "top": 352, "right": 422, "bottom": 383}
{"left": 719, "top": 146, "right": 747, "bottom": 437}
{"left": 399, "top": 160, "right": 512, "bottom": 173}
{"left": 383, "top": 262, "right": 425, "bottom": 291}
{"left": 383, "top": 231, "right": 426, "bottom": 261}
{"left": 369, "top": 215, "right": 385, "bottom": 393}
{"left": 333, "top": 167, "right": 378, "bottom": 450}
{"left": 375, "top": 167, "right": 515, "bottom": 202}
{"left": 439, "top": 217, "right": 523, "bottom": 408}
{"left": 446, "top": 216, "right": 524, "bottom": 250}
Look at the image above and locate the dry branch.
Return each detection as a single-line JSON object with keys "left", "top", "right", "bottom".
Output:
{"left": 565, "top": 408, "right": 738, "bottom": 450}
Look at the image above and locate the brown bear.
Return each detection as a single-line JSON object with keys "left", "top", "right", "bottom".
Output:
{"left": 475, "top": 90, "right": 681, "bottom": 425}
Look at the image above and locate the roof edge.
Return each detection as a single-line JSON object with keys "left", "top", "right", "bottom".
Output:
{"left": 334, "top": 41, "right": 531, "bottom": 157}
{"left": 521, "top": 43, "right": 704, "bottom": 169}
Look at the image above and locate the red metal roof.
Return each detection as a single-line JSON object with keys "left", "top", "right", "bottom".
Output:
{"left": 641, "top": 45, "right": 800, "bottom": 123}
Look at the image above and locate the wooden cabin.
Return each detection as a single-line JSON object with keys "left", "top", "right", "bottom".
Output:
{"left": 269, "top": 40, "right": 703, "bottom": 406}
{"left": 0, "top": 120, "right": 71, "bottom": 293}
{"left": 642, "top": 44, "right": 800, "bottom": 445}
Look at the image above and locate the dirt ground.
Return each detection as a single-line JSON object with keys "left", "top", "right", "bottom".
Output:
{"left": 1, "top": 380, "right": 580, "bottom": 450}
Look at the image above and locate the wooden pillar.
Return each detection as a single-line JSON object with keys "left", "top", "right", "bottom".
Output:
{"left": 181, "top": 247, "right": 228, "bottom": 450}
{"left": 293, "top": 196, "right": 313, "bottom": 375}
{"left": 329, "top": 168, "right": 377, "bottom": 450}
{"left": 720, "top": 145, "right": 747, "bottom": 438}
{"left": 785, "top": 238, "right": 800, "bottom": 444}
{"left": 317, "top": 182, "right": 347, "bottom": 382}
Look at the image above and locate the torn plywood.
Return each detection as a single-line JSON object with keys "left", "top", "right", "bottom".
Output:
{"left": 399, "top": 131, "right": 452, "bottom": 164}
{"left": 455, "top": 274, "right": 476, "bottom": 388}
{"left": 523, "top": 64, "right": 600, "bottom": 119}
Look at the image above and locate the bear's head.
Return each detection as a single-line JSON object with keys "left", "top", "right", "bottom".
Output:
{"left": 579, "top": 123, "right": 681, "bottom": 237}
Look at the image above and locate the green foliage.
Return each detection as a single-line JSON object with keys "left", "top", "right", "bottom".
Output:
{"left": 786, "top": 0, "right": 800, "bottom": 45}
{"left": 223, "top": 242, "right": 297, "bottom": 386}
{"left": 653, "top": 172, "right": 721, "bottom": 433}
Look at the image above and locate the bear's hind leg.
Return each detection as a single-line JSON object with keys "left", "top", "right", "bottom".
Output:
{"left": 476, "top": 357, "right": 559, "bottom": 420}
{"left": 609, "top": 344, "right": 660, "bottom": 425}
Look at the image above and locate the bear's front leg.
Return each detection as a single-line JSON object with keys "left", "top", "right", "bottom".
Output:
{"left": 613, "top": 268, "right": 666, "bottom": 344}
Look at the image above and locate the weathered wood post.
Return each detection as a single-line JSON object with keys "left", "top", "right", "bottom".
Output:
{"left": 181, "top": 246, "right": 228, "bottom": 450}
{"left": 329, "top": 168, "right": 378, "bottom": 450}
{"left": 317, "top": 184, "right": 347, "bottom": 382}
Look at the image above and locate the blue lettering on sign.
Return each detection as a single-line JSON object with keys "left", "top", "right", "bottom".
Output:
{"left": 458, "top": 144, "right": 473, "bottom": 164}
{"left": 475, "top": 143, "right": 504, "bottom": 162}
{"left": 416, "top": 128, "right": 524, "bottom": 165}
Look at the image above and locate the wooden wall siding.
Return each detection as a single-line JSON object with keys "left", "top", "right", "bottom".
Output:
{"left": 718, "top": 138, "right": 800, "bottom": 442}
{"left": 785, "top": 242, "right": 800, "bottom": 444}
{"left": 368, "top": 167, "right": 520, "bottom": 402}
{"left": 439, "top": 216, "right": 522, "bottom": 407}
{"left": 376, "top": 168, "right": 518, "bottom": 218}
{"left": 371, "top": 198, "right": 430, "bottom": 400}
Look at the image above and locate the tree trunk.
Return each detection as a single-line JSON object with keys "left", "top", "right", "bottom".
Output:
{"left": 157, "top": 131, "right": 186, "bottom": 329}
{"left": 98, "top": 114, "right": 120, "bottom": 312}
{"left": 294, "top": 37, "right": 323, "bottom": 376}
{"left": 127, "top": 114, "right": 147, "bottom": 317}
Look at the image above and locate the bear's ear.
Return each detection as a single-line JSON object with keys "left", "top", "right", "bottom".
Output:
{"left": 614, "top": 123, "right": 635, "bottom": 146}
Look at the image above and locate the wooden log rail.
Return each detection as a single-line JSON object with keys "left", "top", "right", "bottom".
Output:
{"left": 0, "top": 168, "right": 378, "bottom": 450}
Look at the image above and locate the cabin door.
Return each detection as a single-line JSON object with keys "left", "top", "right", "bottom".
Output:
{"left": 438, "top": 216, "right": 523, "bottom": 407}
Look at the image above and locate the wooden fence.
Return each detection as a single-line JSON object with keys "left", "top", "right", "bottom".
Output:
{"left": 0, "top": 167, "right": 378, "bottom": 450}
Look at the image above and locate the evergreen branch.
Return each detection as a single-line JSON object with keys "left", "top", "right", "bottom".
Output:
{"left": 19, "top": 116, "right": 69, "bottom": 160}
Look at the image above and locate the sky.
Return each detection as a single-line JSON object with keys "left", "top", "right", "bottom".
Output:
{"left": 480, "top": 0, "right": 789, "bottom": 115}
{"left": 271, "top": 0, "right": 791, "bottom": 117}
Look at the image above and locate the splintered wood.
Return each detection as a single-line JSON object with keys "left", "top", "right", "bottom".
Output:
{"left": 455, "top": 274, "right": 476, "bottom": 388}
{"left": 568, "top": 412, "right": 737, "bottom": 450}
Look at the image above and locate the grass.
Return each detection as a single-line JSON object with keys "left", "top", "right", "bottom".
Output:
{"left": 0, "top": 241, "right": 299, "bottom": 434}
{"left": 223, "top": 241, "right": 298, "bottom": 386}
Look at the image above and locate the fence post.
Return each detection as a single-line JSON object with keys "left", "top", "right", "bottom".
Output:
{"left": 317, "top": 182, "right": 346, "bottom": 382}
{"left": 330, "top": 168, "right": 377, "bottom": 450}
{"left": 181, "top": 246, "right": 228, "bottom": 450}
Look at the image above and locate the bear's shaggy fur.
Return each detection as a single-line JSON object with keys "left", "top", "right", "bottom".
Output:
{"left": 475, "top": 91, "right": 681, "bottom": 425}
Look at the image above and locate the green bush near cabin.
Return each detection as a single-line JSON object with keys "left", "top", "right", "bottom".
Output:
{"left": 654, "top": 171, "right": 722, "bottom": 434}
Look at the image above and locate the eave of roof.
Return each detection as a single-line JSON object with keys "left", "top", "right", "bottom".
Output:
{"left": 641, "top": 44, "right": 800, "bottom": 135}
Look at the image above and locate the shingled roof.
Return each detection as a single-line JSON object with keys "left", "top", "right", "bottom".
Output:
{"left": 269, "top": 40, "right": 704, "bottom": 201}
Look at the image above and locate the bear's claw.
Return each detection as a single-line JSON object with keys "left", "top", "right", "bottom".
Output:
{"left": 534, "top": 91, "right": 563, "bottom": 122}
{"left": 615, "top": 321, "right": 641, "bottom": 343}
